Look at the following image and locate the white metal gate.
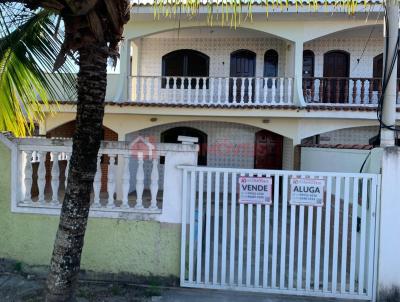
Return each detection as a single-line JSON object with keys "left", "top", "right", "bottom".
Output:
{"left": 180, "top": 166, "right": 380, "bottom": 300}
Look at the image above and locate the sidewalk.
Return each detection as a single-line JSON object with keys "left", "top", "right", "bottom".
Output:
{"left": 0, "top": 272, "right": 359, "bottom": 302}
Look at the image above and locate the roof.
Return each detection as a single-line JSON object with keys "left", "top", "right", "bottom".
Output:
{"left": 300, "top": 143, "right": 374, "bottom": 150}
{"left": 53, "top": 100, "right": 400, "bottom": 112}
{"left": 131, "top": 0, "right": 383, "bottom": 6}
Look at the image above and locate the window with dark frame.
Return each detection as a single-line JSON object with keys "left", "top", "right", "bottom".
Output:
{"left": 161, "top": 49, "right": 210, "bottom": 89}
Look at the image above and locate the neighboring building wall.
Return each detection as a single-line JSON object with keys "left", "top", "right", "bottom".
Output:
{"left": 138, "top": 37, "right": 287, "bottom": 78}
{"left": 318, "top": 126, "right": 378, "bottom": 145}
{"left": 300, "top": 147, "right": 371, "bottom": 173}
{"left": 0, "top": 141, "right": 181, "bottom": 279}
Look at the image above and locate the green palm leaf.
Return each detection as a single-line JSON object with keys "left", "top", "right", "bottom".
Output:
{"left": 0, "top": 7, "right": 76, "bottom": 137}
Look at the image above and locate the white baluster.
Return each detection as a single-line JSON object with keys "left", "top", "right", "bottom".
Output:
{"left": 23, "top": 151, "right": 33, "bottom": 203}
{"left": 64, "top": 152, "right": 71, "bottom": 191}
{"left": 37, "top": 151, "right": 46, "bottom": 204}
{"left": 187, "top": 77, "right": 192, "bottom": 104}
{"left": 150, "top": 157, "right": 159, "bottom": 210}
{"left": 279, "top": 77, "right": 284, "bottom": 103}
{"left": 232, "top": 78, "right": 237, "bottom": 104}
{"left": 240, "top": 77, "right": 245, "bottom": 104}
{"left": 272, "top": 78, "right": 276, "bottom": 103}
{"left": 92, "top": 154, "right": 102, "bottom": 208}
{"left": 195, "top": 78, "right": 199, "bottom": 104}
{"left": 263, "top": 78, "right": 268, "bottom": 103}
{"left": 135, "top": 152, "right": 144, "bottom": 209}
{"left": 315, "top": 79, "right": 321, "bottom": 102}
{"left": 136, "top": 76, "right": 141, "bottom": 102}
{"left": 172, "top": 77, "right": 177, "bottom": 103}
{"left": 107, "top": 154, "right": 116, "bottom": 208}
{"left": 51, "top": 151, "right": 60, "bottom": 205}
{"left": 143, "top": 77, "right": 148, "bottom": 102}
{"left": 210, "top": 77, "right": 215, "bottom": 104}
{"left": 255, "top": 78, "right": 260, "bottom": 104}
{"left": 225, "top": 78, "right": 230, "bottom": 104}
{"left": 217, "top": 77, "right": 222, "bottom": 104}
{"left": 150, "top": 77, "right": 155, "bottom": 103}
{"left": 202, "top": 77, "right": 207, "bottom": 103}
{"left": 248, "top": 78, "right": 253, "bottom": 103}
{"left": 180, "top": 77, "right": 185, "bottom": 103}
{"left": 122, "top": 154, "right": 131, "bottom": 208}
{"left": 287, "top": 78, "right": 293, "bottom": 104}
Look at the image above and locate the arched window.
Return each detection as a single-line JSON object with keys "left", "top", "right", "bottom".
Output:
{"left": 373, "top": 52, "right": 400, "bottom": 79}
{"left": 161, "top": 127, "right": 207, "bottom": 166}
{"left": 264, "top": 49, "right": 279, "bottom": 88}
{"left": 162, "top": 49, "right": 209, "bottom": 89}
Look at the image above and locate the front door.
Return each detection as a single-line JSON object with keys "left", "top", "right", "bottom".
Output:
{"left": 254, "top": 130, "right": 283, "bottom": 169}
{"left": 323, "top": 51, "right": 350, "bottom": 103}
{"left": 230, "top": 50, "right": 256, "bottom": 103}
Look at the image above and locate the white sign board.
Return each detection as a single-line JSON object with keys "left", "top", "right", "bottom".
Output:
{"left": 239, "top": 176, "right": 273, "bottom": 205}
{"left": 290, "top": 177, "right": 325, "bottom": 206}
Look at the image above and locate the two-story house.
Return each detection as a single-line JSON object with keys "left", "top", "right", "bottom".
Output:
{"left": 39, "top": 0, "right": 391, "bottom": 173}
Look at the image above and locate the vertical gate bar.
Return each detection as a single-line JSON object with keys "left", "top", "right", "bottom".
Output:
{"left": 314, "top": 192, "right": 323, "bottom": 291}
{"left": 196, "top": 171, "right": 204, "bottom": 283}
{"left": 314, "top": 201, "right": 322, "bottom": 290}
{"left": 358, "top": 177, "right": 368, "bottom": 295}
{"left": 221, "top": 172, "right": 229, "bottom": 285}
{"left": 229, "top": 172, "right": 237, "bottom": 284}
{"left": 263, "top": 174, "right": 271, "bottom": 288}
{"left": 255, "top": 172, "right": 263, "bottom": 288}
{"left": 246, "top": 203, "right": 253, "bottom": 287}
{"left": 297, "top": 205, "right": 305, "bottom": 290}
{"left": 255, "top": 203, "right": 262, "bottom": 287}
{"left": 271, "top": 174, "right": 280, "bottom": 288}
{"left": 188, "top": 171, "right": 196, "bottom": 283}
{"left": 238, "top": 173, "right": 245, "bottom": 286}
{"left": 246, "top": 171, "right": 255, "bottom": 286}
{"left": 288, "top": 203, "right": 297, "bottom": 290}
{"left": 332, "top": 177, "right": 341, "bottom": 293}
{"left": 180, "top": 169, "right": 188, "bottom": 284}
{"left": 204, "top": 171, "right": 212, "bottom": 284}
{"left": 367, "top": 176, "right": 378, "bottom": 298}
{"left": 349, "top": 177, "right": 359, "bottom": 293}
{"left": 213, "top": 171, "right": 221, "bottom": 284}
{"left": 323, "top": 176, "right": 333, "bottom": 292}
{"left": 305, "top": 206, "right": 314, "bottom": 291}
{"left": 279, "top": 174, "right": 289, "bottom": 289}
{"left": 340, "top": 177, "right": 350, "bottom": 293}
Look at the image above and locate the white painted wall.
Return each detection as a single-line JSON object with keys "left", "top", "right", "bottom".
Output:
{"left": 300, "top": 147, "right": 371, "bottom": 173}
{"left": 378, "top": 147, "right": 400, "bottom": 295}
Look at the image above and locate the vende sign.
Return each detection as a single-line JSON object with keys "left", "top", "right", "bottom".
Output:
{"left": 290, "top": 177, "right": 325, "bottom": 206}
{"left": 239, "top": 176, "right": 272, "bottom": 205}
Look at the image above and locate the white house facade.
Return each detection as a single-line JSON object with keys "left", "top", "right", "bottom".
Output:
{"left": 1, "top": 1, "right": 400, "bottom": 302}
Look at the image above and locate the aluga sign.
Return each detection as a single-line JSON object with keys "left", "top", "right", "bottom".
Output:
{"left": 239, "top": 176, "right": 272, "bottom": 205}
{"left": 290, "top": 177, "right": 326, "bottom": 206}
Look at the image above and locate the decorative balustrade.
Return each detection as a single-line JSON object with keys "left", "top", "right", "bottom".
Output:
{"left": 303, "top": 77, "right": 400, "bottom": 105}
{"left": 8, "top": 137, "right": 197, "bottom": 219}
{"left": 129, "top": 76, "right": 294, "bottom": 106}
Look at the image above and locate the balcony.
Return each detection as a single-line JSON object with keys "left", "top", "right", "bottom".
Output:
{"left": 129, "top": 76, "right": 294, "bottom": 106}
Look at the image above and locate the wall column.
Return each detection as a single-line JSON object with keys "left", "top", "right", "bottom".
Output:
{"left": 377, "top": 147, "right": 400, "bottom": 300}
{"left": 286, "top": 40, "right": 306, "bottom": 107}
{"left": 112, "top": 38, "right": 131, "bottom": 102}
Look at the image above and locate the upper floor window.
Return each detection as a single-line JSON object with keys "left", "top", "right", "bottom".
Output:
{"left": 264, "top": 49, "right": 278, "bottom": 88}
{"left": 162, "top": 49, "right": 209, "bottom": 89}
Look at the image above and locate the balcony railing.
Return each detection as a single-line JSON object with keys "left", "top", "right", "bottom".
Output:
{"left": 129, "top": 76, "right": 294, "bottom": 106}
{"left": 303, "top": 77, "right": 400, "bottom": 105}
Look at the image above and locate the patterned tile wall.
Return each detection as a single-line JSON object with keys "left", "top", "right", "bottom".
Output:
{"left": 138, "top": 37, "right": 287, "bottom": 77}
{"left": 304, "top": 37, "right": 383, "bottom": 78}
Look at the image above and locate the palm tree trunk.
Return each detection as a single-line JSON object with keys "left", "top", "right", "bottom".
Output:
{"left": 45, "top": 43, "right": 108, "bottom": 302}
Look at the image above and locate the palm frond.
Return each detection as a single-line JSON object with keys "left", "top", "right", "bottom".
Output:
{"left": 0, "top": 7, "right": 76, "bottom": 137}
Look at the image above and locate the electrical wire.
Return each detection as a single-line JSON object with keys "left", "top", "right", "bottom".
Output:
{"left": 375, "top": 2, "right": 400, "bottom": 143}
